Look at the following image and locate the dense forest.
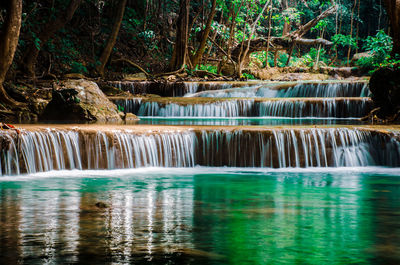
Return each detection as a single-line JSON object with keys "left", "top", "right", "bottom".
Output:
{"left": 0, "top": 0, "right": 399, "bottom": 118}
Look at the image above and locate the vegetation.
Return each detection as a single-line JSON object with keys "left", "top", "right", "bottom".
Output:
{"left": 0, "top": 0, "right": 398, "bottom": 107}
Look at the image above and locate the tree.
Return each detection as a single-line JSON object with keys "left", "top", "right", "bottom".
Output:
{"left": 22, "top": 0, "right": 82, "bottom": 78}
{"left": 170, "top": 0, "right": 190, "bottom": 71}
{"left": 383, "top": 0, "right": 400, "bottom": 56}
{"left": 191, "top": 0, "right": 218, "bottom": 67}
{"left": 96, "top": 0, "right": 128, "bottom": 76}
{"left": 0, "top": 0, "right": 23, "bottom": 106}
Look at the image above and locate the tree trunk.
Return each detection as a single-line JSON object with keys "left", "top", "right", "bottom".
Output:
{"left": 281, "top": 0, "right": 291, "bottom": 35}
{"left": 0, "top": 0, "right": 23, "bottom": 106}
{"left": 23, "top": 0, "right": 82, "bottom": 78}
{"left": 191, "top": 0, "right": 217, "bottom": 67}
{"left": 383, "top": 0, "right": 400, "bottom": 56}
{"left": 169, "top": 0, "right": 190, "bottom": 71}
{"left": 236, "top": 0, "right": 270, "bottom": 77}
{"left": 96, "top": 0, "right": 127, "bottom": 76}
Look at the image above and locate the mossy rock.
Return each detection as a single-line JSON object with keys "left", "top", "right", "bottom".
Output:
{"left": 41, "top": 79, "right": 122, "bottom": 123}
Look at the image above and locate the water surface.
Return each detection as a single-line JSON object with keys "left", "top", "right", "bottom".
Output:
{"left": 1, "top": 167, "right": 400, "bottom": 264}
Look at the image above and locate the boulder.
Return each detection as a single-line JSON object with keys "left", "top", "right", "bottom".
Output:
{"left": 41, "top": 79, "right": 122, "bottom": 122}
{"left": 124, "top": 113, "right": 139, "bottom": 122}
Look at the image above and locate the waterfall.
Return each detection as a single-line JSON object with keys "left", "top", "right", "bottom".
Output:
{"left": 189, "top": 82, "right": 369, "bottom": 98}
{"left": 115, "top": 98, "right": 371, "bottom": 118}
{"left": 258, "top": 98, "right": 371, "bottom": 118}
{"left": 275, "top": 82, "right": 370, "bottom": 97}
{"left": 136, "top": 100, "right": 255, "bottom": 117}
{"left": 0, "top": 129, "right": 196, "bottom": 175}
{"left": 114, "top": 98, "right": 142, "bottom": 113}
{"left": 184, "top": 83, "right": 199, "bottom": 95}
{"left": 197, "top": 129, "right": 400, "bottom": 168}
{"left": 0, "top": 128, "right": 399, "bottom": 175}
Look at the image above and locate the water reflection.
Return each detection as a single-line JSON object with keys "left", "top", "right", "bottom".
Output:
{"left": 0, "top": 169, "right": 400, "bottom": 264}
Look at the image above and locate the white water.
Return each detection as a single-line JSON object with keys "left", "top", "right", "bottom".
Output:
{"left": 3, "top": 166, "right": 400, "bottom": 182}
{"left": 136, "top": 100, "right": 255, "bottom": 117}
{"left": 0, "top": 128, "right": 399, "bottom": 175}
{"left": 118, "top": 98, "right": 371, "bottom": 118}
{"left": 190, "top": 82, "right": 369, "bottom": 98}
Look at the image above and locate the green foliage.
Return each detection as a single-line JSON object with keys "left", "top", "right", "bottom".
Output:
{"left": 356, "top": 30, "right": 393, "bottom": 71}
{"left": 117, "top": 105, "right": 125, "bottom": 112}
{"left": 241, "top": 72, "right": 255, "bottom": 80}
{"left": 332, "top": 34, "right": 358, "bottom": 50}
{"left": 311, "top": 20, "right": 328, "bottom": 32}
{"left": 301, "top": 48, "right": 330, "bottom": 67}
{"left": 197, "top": 64, "right": 218, "bottom": 75}
{"left": 70, "top": 61, "right": 88, "bottom": 74}
{"left": 277, "top": 53, "right": 289, "bottom": 67}
{"left": 363, "top": 30, "right": 392, "bottom": 62}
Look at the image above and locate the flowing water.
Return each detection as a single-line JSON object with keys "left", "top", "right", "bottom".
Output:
{"left": 1, "top": 168, "right": 400, "bottom": 264}
{"left": 135, "top": 117, "right": 366, "bottom": 126}
{"left": 1, "top": 127, "right": 400, "bottom": 175}
{"left": 114, "top": 98, "right": 371, "bottom": 118}
{"left": 1, "top": 79, "right": 398, "bottom": 264}
{"left": 189, "top": 82, "right": 369, "bottom": 98}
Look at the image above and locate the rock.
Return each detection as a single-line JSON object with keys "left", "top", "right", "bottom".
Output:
{"left": 41, "top": 79, "right": 122, "bottom": 122}
{"left": 124, "top": 72, "right": 147, "bottom": 81}
{"left": 166, "top": 75, "right": 177, "bottom": 81}
{"left": 99, "top": 85, "right": 124, "bottom": 96}
{"left": 64, "top": 73, "right": 87, "bottom": 79}
{"left": 124, "top": 113, "right": 139, "bottom": 122}
{"left": 95, "top": 202, "right": 109, "bottom": 209}
{"left": 29, "top": 99, "right": 50, "bottom": 116}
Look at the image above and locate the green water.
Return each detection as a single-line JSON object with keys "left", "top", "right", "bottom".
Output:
{"left": 1, "top": 168, "right": 400, "bottom": 264}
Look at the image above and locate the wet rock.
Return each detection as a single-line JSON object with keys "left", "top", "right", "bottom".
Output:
{"left": 99, "top": 85, "right": 125, "bottom": 96}
{"left": 95, "top": 202, "right": 109, "bottom": 209}
{"left": 41, "top": 79, "right": 122, "bottom": 122}
{"left": 29, "top": 99, "right": 49, "bottom": 117}
{"left": 124, "top": 113, "right": 139, "bottom": 122}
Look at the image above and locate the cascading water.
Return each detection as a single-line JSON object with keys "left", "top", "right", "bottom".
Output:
{"left": 189, "top": 82, "right": 369, "bottom": 98}
{"left": 197, "top": 128, "right": 400, "bottom": 168}
{"left": 136, "top": 100, "right": 255, "bottom": 117}
{"left": 258, "top": 98, "right": 371, "bottom": 118}
{"left": 114, "top": 98, "right": 372, "bottom": 118}
{"left": 1, "top": 127, "right": 399, "bottom": 175}
{"left": 114, "top": 98, "right": 142, "bottom": 113}
{"left": 0, "top": 129, "right": 196, "bottom": 175}
{"left": 276, "top": 82, "right": 370, "bottom": 97}
{"left": 183, "top": 82, "right": 233, "bottom": 96}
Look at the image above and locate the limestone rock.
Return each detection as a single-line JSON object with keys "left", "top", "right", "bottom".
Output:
{"left": 124, "top": 113, "right": 139, "bottom": 122}
{"left": 64, "top": 73, "right": 87, "bottom": 79}
{"left": 41, "top": 79, "right": 122, "bottom": 122}
{"left": 124, "top": 72, "right": 147, "bottom": 81}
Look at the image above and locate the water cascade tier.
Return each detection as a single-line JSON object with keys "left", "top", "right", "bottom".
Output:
{"left": 190, "top": 81, "right": 369, "bottom": 98}
{"left": 101, "top": 81, "right": 369, "bottom": 98}
{"left": 1, "top": 125, "right": 399, "bottom": 175}
{"left": 111, "top": 97, "right": 372, "bottom": 118}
